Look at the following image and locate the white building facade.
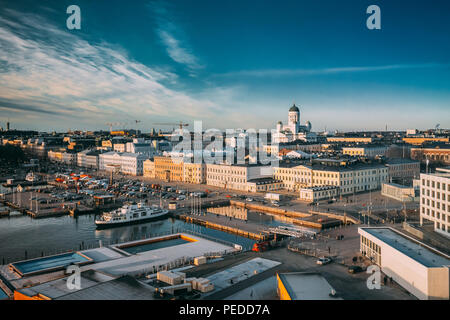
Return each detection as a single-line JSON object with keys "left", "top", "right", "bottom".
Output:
{"left": 359, "top": 227, "right": 450, "bottom": 300}
{"left": 99, "top": 151, "right": 148, "bottom": 176}
{"left": 420, "top": 169, "right": 450, "bottom": 237}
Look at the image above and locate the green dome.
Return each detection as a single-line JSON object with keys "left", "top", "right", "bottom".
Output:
{"left": 289, "top": 104, "right": 299, "bottom": 112}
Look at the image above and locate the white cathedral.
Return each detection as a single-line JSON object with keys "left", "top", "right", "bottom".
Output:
{"left": 272, "top": 103, "right": 317, "bottom": 143}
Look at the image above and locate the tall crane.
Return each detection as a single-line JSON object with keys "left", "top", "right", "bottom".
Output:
{"left": 153, "top": 121, "right": 189, "bottom": 131}
{"left": 106, "top": 122, "right": 124, "bottom": 132}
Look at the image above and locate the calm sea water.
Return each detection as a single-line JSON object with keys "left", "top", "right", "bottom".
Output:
{"left": 0, "top": 214, "right": 256, "bottom": 263}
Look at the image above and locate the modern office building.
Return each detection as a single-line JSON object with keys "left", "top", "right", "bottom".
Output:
{"left": 419, "top": 169, "right": 450, "bottom": 237}
{"left": 358, "top": 227, "right": 450, "bottom": 300}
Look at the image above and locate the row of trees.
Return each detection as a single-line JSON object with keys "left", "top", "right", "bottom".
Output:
{"left": 0, "top": 145, "right": 27, "bottom": 164}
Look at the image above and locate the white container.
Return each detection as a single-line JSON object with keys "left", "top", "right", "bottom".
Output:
{"left": 194, "top": 256, "right": 207, "bottom": 266}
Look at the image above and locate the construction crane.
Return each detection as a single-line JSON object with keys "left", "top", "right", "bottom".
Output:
{"left": 153, "top": 121, "right": 189, "bottom": 131}
{"left": 106, "top": 122, "right": 124, "bottom": 132}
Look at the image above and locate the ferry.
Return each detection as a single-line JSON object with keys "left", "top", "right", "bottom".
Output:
{"left": 95, "top": 202, "right": 168, "bottom": 228}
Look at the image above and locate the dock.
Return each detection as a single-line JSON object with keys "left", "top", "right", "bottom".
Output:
{"left": 179, "top": 214, "right": 269, "bottom": 241}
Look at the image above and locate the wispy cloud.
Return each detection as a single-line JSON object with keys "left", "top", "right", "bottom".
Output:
{"left": 0, "top": 7, "right": 219, "bottom": 130}
{"left": 216, "top": 63, "right": 450, "bottom": 78}
{"left": 149, "top": 1, "right": 204, "bottom": 73}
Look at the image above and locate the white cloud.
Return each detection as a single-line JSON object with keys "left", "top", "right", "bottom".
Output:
{"left": 0, "top": 8, "right": 220, "bottom": 131}
{"left": 216, "top": 63, "right": 450, "bottom": 78}
{"left": 149, "top": 1, "right": 204, "bottom": 73}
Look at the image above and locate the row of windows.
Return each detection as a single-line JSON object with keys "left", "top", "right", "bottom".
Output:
{"left": 422, "top": 179, "right": 449, "bottom": 191}
{"left": 421, "top": 198, "right": 450, "bottom": 212}
{"left": 361, "top": 236, "right": 381, "bottom": 265}
{"left": 421, "top": 188, "right": 449, "bottom": 201}
{"left": 421, "top": 207, "right": 450, "bottom": 223}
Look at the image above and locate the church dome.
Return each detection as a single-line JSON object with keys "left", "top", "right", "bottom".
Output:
{"left": 289, "top": 104, "right": 299, "bottom": 112}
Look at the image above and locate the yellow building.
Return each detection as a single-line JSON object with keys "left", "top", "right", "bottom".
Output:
{"left": 154, "top": 156, "right": 184, "bottom": 182}
{"left": 327, "top": 137, "right": 373, "bottom": 143}
{"left": 47, "top": 150, "right": 63, "bottom": 162}
{"left": 143, "top": 159, "right": 155, "bottom": 178}
{"left": 403, "top": 137, "right": 449, "bottom": 145}
{"left": 101, "top": 140, "right": 113, "bottom": 148}
{"left": 342, "top": 146, "right": 387, "bottom": 157}
{"left": 183, "top": 162, "right": 206, "bottom": 184}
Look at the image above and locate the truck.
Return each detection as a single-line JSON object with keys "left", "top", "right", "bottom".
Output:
{"left": 251, "top": 239, "right": 283, "bottom": 252}
{"left": 265, "top": 193, "right": 282, "bottom": 201}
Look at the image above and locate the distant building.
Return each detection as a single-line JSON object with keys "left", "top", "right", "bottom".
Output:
{"left": 327, "top": 136, "right": 373, "bottom": 143}
{"left": 385, "top": 158, "right": 421, "bottom": 184}
{"left": 299, "top": 186, "right": 339, "bottom": 202}
{"left": 183, "top": 162, "right": 206, "bottom": 184}
{"left": 420, "top": 169, "right": 450, "bottom": 237}
{"left": 263, "top": 142, "right": 321, "bottom": 155}
{"left": 77, "top": 149, "right": 104, "bottom": 169}
{"left": 381, "top": 183, "right": 417, "bottom": 202}
{"left": 154, "top": 156, "right": 184, "bottom": 182}
{"left": 342, "top": 145, "right": 388, "bottom": 158}
{"left": 143, "top": 159, "right": 155, "bottom": 179}
{"left": 403, "top": 137, "right": 449, "bottom": 145}
{"left": 272, "top": 104, "right": 316, "bottom": 143}
{"left": 411, "top": 146, "right": 450, "bottom": 166}
{"left": 206, "top": 163, "right": 273, "bottom": 192}
{"left": 99, "top": 152, "right": 148, "bottom": 176}
{"left": 273, "top": 161, "right": 388, "bottom": 195}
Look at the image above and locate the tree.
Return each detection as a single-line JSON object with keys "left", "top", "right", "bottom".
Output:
{"left": 0, "top": 145, "right": 27, "bottom": 164}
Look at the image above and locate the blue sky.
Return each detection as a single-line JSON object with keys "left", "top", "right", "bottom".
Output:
{"left": 0, "top": 0, "right": 449, "bottom": 132}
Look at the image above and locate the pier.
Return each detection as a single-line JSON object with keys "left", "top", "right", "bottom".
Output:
{"left": 179, "top": 214, "right": 270, "bottom": 241}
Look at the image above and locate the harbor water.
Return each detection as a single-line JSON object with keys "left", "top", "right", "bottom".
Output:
{"left": 0, "top": 213, "right": 256, "bottom": 263}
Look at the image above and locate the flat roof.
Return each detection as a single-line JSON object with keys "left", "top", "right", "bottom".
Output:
{"left": 385, "top": 158, "right": 420, "bottom": 164}
{"left": 81, "top": 233, "right": 235, "bottom": 276}
{"left": 360, "top": 227, "right": 450, "bottom": 268}
{"left": 278, "top": 272, "right": 341, "bottom": 300}
{"left": 56, "top": 276, "right": 156, "bottom": 300}
{"left": 18, "top": 270, "right": 116, "bottom": 299}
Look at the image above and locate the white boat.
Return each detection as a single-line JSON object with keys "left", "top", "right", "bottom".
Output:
{"left": 95, "top": 202, "right": 168, "bottom": 228}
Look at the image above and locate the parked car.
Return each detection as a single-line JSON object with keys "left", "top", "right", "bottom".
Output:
{"left": 316, "top": 257, "right": 332, "bottom": 265}
{"left": 246, "top": 197, "right": 253, "bottom": 202}
{"left": 348, "top": 266, "right": 364, "bottom": 274}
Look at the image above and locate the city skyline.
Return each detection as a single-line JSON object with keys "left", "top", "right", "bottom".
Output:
{"left": 0, "top": 0, "right": 449, "bottom": 132}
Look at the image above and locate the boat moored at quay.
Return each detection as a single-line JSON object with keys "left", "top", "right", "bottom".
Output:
{"left": 95, "top": 202, "right": 168, "bottom": 228}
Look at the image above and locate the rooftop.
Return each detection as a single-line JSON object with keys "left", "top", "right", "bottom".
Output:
{"left": 278, "top": 272, "right": 341, "bottom": 300}
{"left": 385, "top": 158, "right": 420, "bottom": 165}
{"left": 56, "top": 275, "right": 156, "bottom": 300}
{"left": 359, "top": 227, "right": 450, "bottom": 268}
